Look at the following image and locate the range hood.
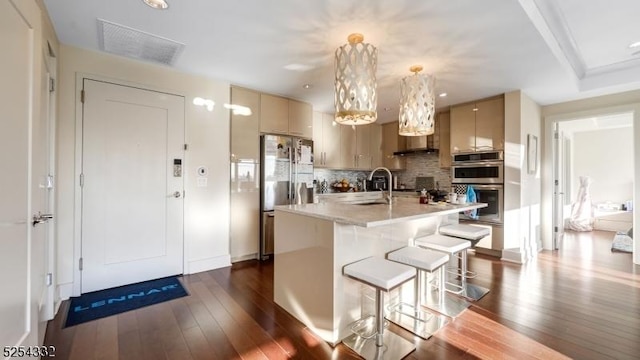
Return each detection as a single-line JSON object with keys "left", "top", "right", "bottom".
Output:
{"left": 393, "top": 147, "right": 439, "bottom": 156}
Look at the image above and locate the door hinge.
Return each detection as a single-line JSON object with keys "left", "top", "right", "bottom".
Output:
{"left": 79, "top": 257, "right": 83, "bottom": 271}
{"left": 554, "top": 226, "right": 558, "bottom": 233}
{"left": 46, "top": 273, "right": 53, "bottom": 286}
{"left": 554, "top": 132, "right": 559, "bottom": 139}
{"left": 80, "top": 173, "right": 84, "bottom": 187}
{"left": 184, "top": 144, "right": 188, "bottom": 151}
{"left": 49, "top": 78, "right": 55, "bottom": 93}
{"left": 554, "top": 179, "right": 559, "bottom": 186}
{"left": 81, "top": 89, "right": 85, "bottom": 103}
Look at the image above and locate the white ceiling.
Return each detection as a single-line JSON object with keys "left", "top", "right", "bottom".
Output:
{"left": 43, "top": 0, "right": 640, "bottom": 123}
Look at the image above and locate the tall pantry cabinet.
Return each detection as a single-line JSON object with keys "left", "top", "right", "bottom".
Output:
{"left": 230, "top": 86, "right": 261, "bottom": 261}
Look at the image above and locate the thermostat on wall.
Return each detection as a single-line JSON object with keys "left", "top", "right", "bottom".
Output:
{"left": 197, "top": 166, "right": 208, "bottom": 176}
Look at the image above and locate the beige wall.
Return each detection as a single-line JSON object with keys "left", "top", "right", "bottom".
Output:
{"left": 541, "top": 90, "right": 640, "bottom": 265}
{"left": 503, "top": 91, "right": 542, "bottom": 263}
{"left": 56, "top": 45, "right": 231, "bottom": 298}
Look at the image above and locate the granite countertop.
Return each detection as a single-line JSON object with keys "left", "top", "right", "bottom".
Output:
{"left": 276, "top": 198, "right": 487, "bottom": 228}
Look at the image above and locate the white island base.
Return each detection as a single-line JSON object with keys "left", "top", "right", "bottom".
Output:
{"left": 273, "top": 200, "right": 486, "bottom": 346}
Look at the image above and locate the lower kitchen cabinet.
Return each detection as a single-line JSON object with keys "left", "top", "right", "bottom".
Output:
{"left": 230, "top": 189, "right": 260, "bottom": 261}
{"left": 473, "top": 223, "right": 504, "bottom": 258}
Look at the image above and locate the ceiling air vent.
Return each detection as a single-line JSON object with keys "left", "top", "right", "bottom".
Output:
{"left": 97, "top": 19, "right": 185, "bottom": 66}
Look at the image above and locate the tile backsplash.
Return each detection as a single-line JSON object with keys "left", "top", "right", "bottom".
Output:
{"left": 314, "top": 169, "right": 370, "bottom": 192}
{"left": 396, "top": 153, "right": 452, "bottom": 191}
{"left": 314, "top": 152, "right": 451, "bottom": 192}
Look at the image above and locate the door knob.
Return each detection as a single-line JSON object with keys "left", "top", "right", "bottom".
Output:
{"left": 173, "top": 191, "right": 182, "bottom": 198}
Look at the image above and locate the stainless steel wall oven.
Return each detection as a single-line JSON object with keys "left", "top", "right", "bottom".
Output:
{"left": 452, "top": 150, "right": 504, "bottom": 224}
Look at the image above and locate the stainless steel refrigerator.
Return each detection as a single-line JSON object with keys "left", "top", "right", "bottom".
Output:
{"left": 260, "top": 135, "right": 314, "bottom": 260}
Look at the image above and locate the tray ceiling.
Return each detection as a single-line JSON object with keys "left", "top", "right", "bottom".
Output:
{"left": 43, "top": 0, "right": 640, "bottom": 122}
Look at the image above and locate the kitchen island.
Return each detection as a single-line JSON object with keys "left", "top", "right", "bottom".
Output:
{"left": 273, "top": 198, "right": 486, "bottom": 345}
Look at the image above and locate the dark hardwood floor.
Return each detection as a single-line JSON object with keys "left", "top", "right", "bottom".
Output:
{"left": 44, "top": 230, "right": 640, "bottom": 359}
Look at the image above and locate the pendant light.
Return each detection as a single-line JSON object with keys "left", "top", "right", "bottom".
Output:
{"left": 399, "top": 65, "right": 435, "bottom": 136}
{"left": 334, "top": 33, "right": 378, "bottom": 125}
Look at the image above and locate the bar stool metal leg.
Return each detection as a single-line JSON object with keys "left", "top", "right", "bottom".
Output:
{"left": 375, "top": 290, "right": 384, "bottom": 347}
{"left": 424, "top": 264, "right": 470, "bottom": 318}
{"left": 458, "top": 250, "right": 490, "bottom": 301}
{"left": 342, "top": 257, "right": 416, "bottom": 359}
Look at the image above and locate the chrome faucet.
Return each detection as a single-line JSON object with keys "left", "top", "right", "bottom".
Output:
{"left": 368, "top": 167, "right": 393, "bottom": 205}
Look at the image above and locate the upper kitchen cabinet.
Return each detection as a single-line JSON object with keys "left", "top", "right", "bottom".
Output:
{"left": 450, "top": 96, "right": 504, "bottom": 153}
{"left": 288, "top": 99, "right": 313, "bottom": 138}
{"left": 355, "top": 125, "right": 373, "bottom": 169}
{"left": 260, "top": 94, "right": 289, "bottom": 134}
{"left": 474, "top": 97, "right": 504, "bottom": 151}
{"left": 341, "top": 124, "right": 377, "bottom": 169}
{"left": 370, "top": 124, "right": 383, "bottom": 169}
{"left": 340, "top": 124, "right": 357, "bottom": 168}
{"left": 381, "top": 122, "right": 406, "bottom": 170}
{"left": 259, "top": 93, "right": 313, "bottom": 138}
{"left": 231, "top": 86, "right": 261, "bottom": 162}
{"left": 438, "top": 111, "right": 451, "bottom": 168}
{"left": 313, "top": 112, "right": 341, "bottom": 168}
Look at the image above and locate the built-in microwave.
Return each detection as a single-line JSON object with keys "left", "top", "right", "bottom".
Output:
{"left": 451, "top": 150, "right": 504, "bottom": 184}
{"left": 452, "top": 150, "right": 503, "bottom": 164}
{"left": 452, "top": 161, "right": 503, "bottom": 184}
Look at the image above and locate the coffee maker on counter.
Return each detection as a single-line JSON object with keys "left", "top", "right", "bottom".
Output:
{"left": 366, "top": 175, "right": 387, "bottom": 191}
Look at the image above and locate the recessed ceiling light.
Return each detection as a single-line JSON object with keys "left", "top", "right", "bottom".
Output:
{"left": 143, "top": 0, "right": 169, "bottom": 9}
{"left": 302, "top": 84, "right": 312, "bottom": 89}
{"left": 284, "top": 64, "right": 314, "bottom": 71}
{"left": 439, "top": 92, "right": 447, "bottom": 97}
{"left": 628, "top": 41, "right": 640, "bottom": 49}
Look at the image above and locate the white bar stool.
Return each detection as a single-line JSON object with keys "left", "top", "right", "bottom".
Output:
{"left": 413, "top": 234, "right": 472, "bottom": 317}
{"left": 386, "top": 246, "right": 450, "bottom": 339}
{"left": 439, "top": 223, "right": 490, "bottom": 249}
{"left": 342, "top": 257, "right": 416, "bottom": 360}
{"left": 438, "top": 224, "right": 491, "bottom": 301}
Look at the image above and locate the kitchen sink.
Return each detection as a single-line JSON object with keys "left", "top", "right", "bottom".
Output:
{"left": 350, "top": 200, "right": 390, "bottom": 205}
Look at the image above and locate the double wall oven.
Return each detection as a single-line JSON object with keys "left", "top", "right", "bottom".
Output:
{"left": 452, "top": 150, "right": 504, "bottom": 224}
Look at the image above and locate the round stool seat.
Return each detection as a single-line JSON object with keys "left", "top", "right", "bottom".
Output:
{"left": 415, "top": 234, "right": 471, "bottom": 254}
{"left": 387, "top": 247, "right": 450, "bottom": 272}
{"left": 344, "top": 257, "right": 416, "bottom": 291}
{"left": 439, "top": 224, "right": 489, "bottom": 241}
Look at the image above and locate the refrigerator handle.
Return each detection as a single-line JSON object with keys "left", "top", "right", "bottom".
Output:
{"left": 289, "top": 144, "right": 294, "bottom": 203}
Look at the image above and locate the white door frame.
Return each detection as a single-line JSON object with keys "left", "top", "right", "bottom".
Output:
{"left": 543, "top": 104, "right": 639, "bottom": 263}
{"left": 552, "top": 122, "right": 566, "bottom": 250}
{"left": 72, "top": 73, "right": 188, "bottom": 296}
{"left": 40, "top": 48, "right": 57, "bottom": 321}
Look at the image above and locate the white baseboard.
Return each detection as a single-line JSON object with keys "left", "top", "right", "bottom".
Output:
{"left": 51, "top": 283, "right": 73, "bottom": 318}
{"left": 186, "top": 254, "right": 231, "bottom": 274}
{"left": 501, "top": 248, "right": 532, "bottom": 264}
{"left": 231, "top": 253, "right": 258, "bottom": 263}
{"left": 58, "top": 283, "right": 73, "bottom": 301}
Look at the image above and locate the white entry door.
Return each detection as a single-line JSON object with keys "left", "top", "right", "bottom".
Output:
{"left": 0, "top": 0, "right": 34, "bottom": 348}
{"left": 81, "top": 79, "right": 185, "bottom": 293}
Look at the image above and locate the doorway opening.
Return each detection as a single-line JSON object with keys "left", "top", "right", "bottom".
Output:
{"left": 552, "top": 112, "right": 634, "bottom": 255}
